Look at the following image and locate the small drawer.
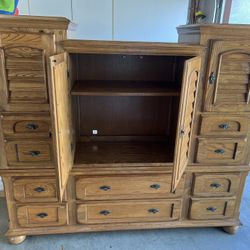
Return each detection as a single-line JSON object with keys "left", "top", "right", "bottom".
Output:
{"left": 17, "top": 204, "right": 68, "bottom": 227}
{"left": 4, "top": 139, "right": 53, "bottom": 166}
{"left": 77, "top": 200, "right": 181, "bottom": 224}
{"left": 75, "top": 175, "right": 185, "bottom": 200}
{"left": 196, "top": 138, "right": 247, "bottom": 164}
{"left": 200, "top": 115, "right": 250, "bottom": 136}
{"left": 13, "top": 178, "right": 57, "bottom": 202}
{"left": 192, "top": 173, "right": 241, "bottom": 197}
{"left": 1, "top": 113, "right": 51, "bottom": 138}
{"left": 189, "top": 198, "right": 236, "bottom": 220}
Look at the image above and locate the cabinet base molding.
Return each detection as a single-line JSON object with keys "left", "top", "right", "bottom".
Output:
{"left": 6, "top": 220, "right": 240, "bottom": 237}
{"left": 8, "top": 235, "right": 26, "bottom": 245}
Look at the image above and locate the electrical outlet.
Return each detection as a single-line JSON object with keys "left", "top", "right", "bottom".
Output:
{"left": 92, "top": 129, "right": 98, "bottom": 135}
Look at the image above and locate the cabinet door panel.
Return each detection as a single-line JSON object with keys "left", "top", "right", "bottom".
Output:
{"left": 205, "top": 40, "right": 250, "bottom": 112}
{"left": 172, "top": 57, "right": 201, "bottom": 191}
{"left": 50, "top": 53, "right": 74, "bottom": 201}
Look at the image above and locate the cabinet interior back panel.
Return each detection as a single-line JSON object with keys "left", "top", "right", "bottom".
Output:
{"left": 73, "top": 54, "right": 186, "bottom": 84}
{"left": 78, "top": 96, "right": 179, "bottom": 137}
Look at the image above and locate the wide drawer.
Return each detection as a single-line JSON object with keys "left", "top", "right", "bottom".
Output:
{"left": 4, "top": 139, "right": 53, "bottom": 166}
{"left": 196, "top": 138, "right": 247, "bottom": 164}
{"left": 75, "top": 175, "right": 185, "bottom": 200}
{"left": 200, "top": 114, "right": 250, "bottom": 136}
{"left": 77, "top": 200, "right": 181, "bottom": 224}
{"left": 189, "top": 198, "right": 236, "bottom": 220}
{"left": 13, "top": 177, "right": 57, "bottom": 202}
{"left": 192, "top": 173, "right": 241, "bottom": 197}
{"left": 1, "top": 113, "right": 51, "bottom": 138}
{"left": 17, "top": 204, "right": 68, "bottom": 227}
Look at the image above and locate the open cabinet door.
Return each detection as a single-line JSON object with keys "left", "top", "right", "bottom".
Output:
{"left": 172, "top": 56, "right": 201, "bottom": 191}
{"left": 50, "top": 53, "right": 74, "bottom": 201}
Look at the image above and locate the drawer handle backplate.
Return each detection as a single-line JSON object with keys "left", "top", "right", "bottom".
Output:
{"left": 210, "top": 183, "right": 221, "bottom": 188}
{"left": 148, "top": 208, "right": 159, "bottom": 214}
{"left": 99, "top": 210, "right": 111, "bottom": 216}
{"left": 26, "top": 124, "right": 38, "bottom": 130}
{"left": 99, "top": 185, "right": 111, "bottom": 191}
{"left": 214, "top": 149, "right": 225, "bottom": 154}
{"left": 207, "top": 207, "right": 217, "bottom": 212}
{"left": 218, "top": 123, "right": 229, "bottom": 129}
{"left": 34, "top": 187, "right": 45, "bottom": 193}
{"left": 37, "top": 213, "right": 48, "bottom": 218}
{"left": 150, "top": 184, "right": 161, "bottom": 190}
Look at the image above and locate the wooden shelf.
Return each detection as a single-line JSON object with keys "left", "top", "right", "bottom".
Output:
{"left": 71, "top": 80, "right": 180, "bottom": 96}
{"left": 74, "top": 141, "right": 173, "bottom": 165}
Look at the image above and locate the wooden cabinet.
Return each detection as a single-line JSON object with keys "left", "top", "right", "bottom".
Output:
{"left": 0, "top": 18, "right": 250, "bottom": 244}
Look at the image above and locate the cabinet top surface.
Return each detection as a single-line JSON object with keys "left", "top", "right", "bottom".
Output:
{"left": 0, "top": 14, "right": 70, "bottom": 30}
{"left": 61, "top": 39, "right": 203, "bottom": 56}
{"left": 178, "top": 23, "right": 250, "bottom": 33}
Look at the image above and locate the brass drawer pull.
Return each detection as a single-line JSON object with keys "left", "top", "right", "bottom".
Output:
{"left": 148, "top": 208, "right": 159, "bottom": 214}
{"left": 99, "top": 185, "right": 111, "bottom": 191}
{"left": 218, "top": 123, "right": 229, "bottom": 129}
{"left": 26, "top": 124, "right": 38, "bottom": 130}
{"left": 210, "top": 183, "right": 221, "bottom": 188}
{"left": 99, "top": 210, "right": 111, "bottom": 216}
{"left": 214, "top": 149, "right": 225, "bottom": 154}
{"left": 209, "top": 72, "right": 216, "bottom": 84}
{"left": 30, "top": 151, "right": 41, "bottom": 157}
{"left": 206, "top": 207, "right": 217, "bottom": 212}
{"left": 150, "top": 184, "right": 161, "bottom": 190}
{"left": 34, "top": 187, "right": 45, "bottom": 193}
{"left": 37, "top": 213, "right": 48, "bottom": 218}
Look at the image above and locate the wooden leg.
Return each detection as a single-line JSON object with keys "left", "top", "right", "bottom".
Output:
{"left": 223, "top": 226, "right": 239, "bottom": 235}
{"left": 8, "top": 235, "right": 26, "bottom": 244}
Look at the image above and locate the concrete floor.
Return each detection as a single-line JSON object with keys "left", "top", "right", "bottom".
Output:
{"left": 0, "top": 177, "right": 250, "bottom": 250}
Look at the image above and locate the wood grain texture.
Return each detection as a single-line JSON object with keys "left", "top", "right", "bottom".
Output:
{"left": 50, "top": 53, "right": 75, "bottom": 201}
{"left": 17, "top": 204, "right": 68, "bottom": 227}
{"left": 75, "top": 175, "right": 185, "bottom": 200}
{"left": 77, "top": 200, "right": 181, "bottom": 224}
{"left": 192, "top": 173, "right": 241, "bottom": 197}
{"left": 172, "top": 56, "right": 201, "bottom": 191}
{"left": 74, "top": 141, "right": 174, "bottom": 165}
{"left": 1, "top": 113, "right": 51, "bottom": 138}
{"left": 200, "top": 114, "right": 250, "bottom": 136}
{"left": 189, "top": 198, "right": 236, "bottom": 220}
{"left": 13, "top": 177, "right": 57, "bottom": 203}
{"left": 196, "top": 138, "right": 247, "bottom": 164}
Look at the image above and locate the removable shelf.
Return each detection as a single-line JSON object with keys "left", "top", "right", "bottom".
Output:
{"left": 71, "top": 80, "right": 180, "bottom": 96}
{"left": 74, "top": 141, "right": 173, "bottom": 165}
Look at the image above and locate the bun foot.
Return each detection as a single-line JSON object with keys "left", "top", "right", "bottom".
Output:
{"left": 223, "top": 226, "right": 239, "bottom": 235}
{"left": 8, "top": 235, "right": 26, "bottom": 244}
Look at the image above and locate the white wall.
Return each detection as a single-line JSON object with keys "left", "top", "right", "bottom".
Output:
{"left": 17, "top": 0, "right": 188, "bottom": 42}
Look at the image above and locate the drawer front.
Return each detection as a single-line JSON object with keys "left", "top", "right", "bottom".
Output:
{"left": 75, "top": 175, "right": 185, "bottom": 200}
{"left": 200, "top": 115, "right": 250, "bottom": 136}
{"left": 196, "top": 138, "right": 247, "bottom": 164}
{"left": 1, "top": 114, "right": 51, "bottom": 138}
{"left": 189, "top": 198, "right": 236, "bottom": 220}
{"left": 77, "top": 200, "right": 181, "bottom": 224}
{"left": 4, "top": 140, "right": 53, "bottom": 166}
{"left": 193, "top": 173, "right": 241, "bottom": 197}
{"left": 17, "top": 204, "right": 67, "bottom": 227}
{"left": 13, "top": 178, "right": 57, "bottom": 202}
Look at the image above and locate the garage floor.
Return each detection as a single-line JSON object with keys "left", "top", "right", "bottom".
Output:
{"left": 0, "top": 176, "right": 249, "bottom": 250}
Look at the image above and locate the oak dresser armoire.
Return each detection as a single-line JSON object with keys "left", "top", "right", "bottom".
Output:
{"left": 0, "top": 15, "right": 250, "bottom": 244}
